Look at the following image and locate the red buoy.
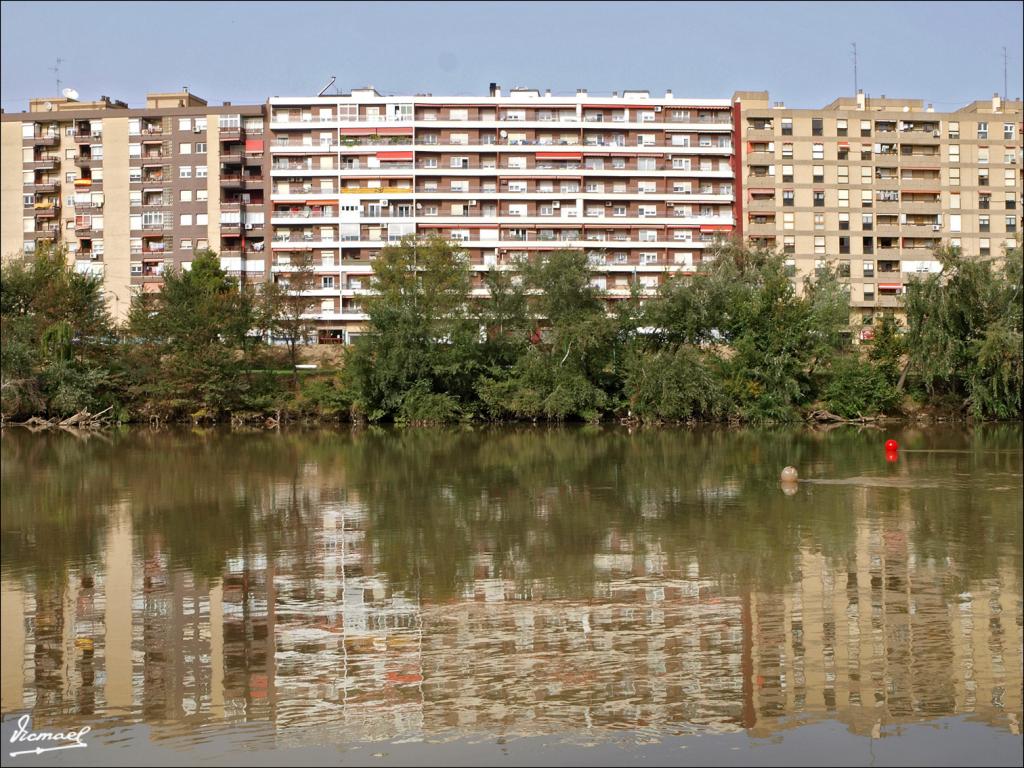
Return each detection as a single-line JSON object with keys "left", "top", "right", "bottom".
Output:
{"left": 885, "top": 439, "right": 899, "bottom": 452}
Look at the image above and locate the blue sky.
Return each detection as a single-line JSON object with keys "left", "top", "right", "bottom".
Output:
{"left": 2, "top": 1, "right": 1021, "bottom": 110}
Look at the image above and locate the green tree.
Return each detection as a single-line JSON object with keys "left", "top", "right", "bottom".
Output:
{"left": 0, "top": 242, "right": 118, "bottom": 418}
{"left": 258, "top": 249, "right": 319, "bottom": 391}
{"left": 125, "top": 250, "right": 261, "bottom": 421}
{"left": 902, "top": 245, "right": 1022, "bottom": 419}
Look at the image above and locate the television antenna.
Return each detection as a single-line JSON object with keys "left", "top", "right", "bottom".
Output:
{"left": 318, "top": 75, "right": 337, "bottom": 97}
{"left": 50, "top": 57, "right": 64, "bottom": 94}
{"left": 851, "top": 43, "right": 858, "bottom": 94}
{"left": 1003, "top": 47, "right": 1008, "bottom": 100}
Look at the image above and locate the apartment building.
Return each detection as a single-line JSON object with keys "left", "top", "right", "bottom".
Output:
{"left": 735, "top": 90, "right": 1023, "bottom": 332}
{"left": 268, "top": 85, "right": 738, "bottom": 343}
{"left": 0, "top": 90, "right": 269, "bottom": 319}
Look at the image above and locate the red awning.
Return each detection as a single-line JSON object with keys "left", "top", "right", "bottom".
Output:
{"left": 878, "top": 283, "right": 902, "bottom": 289}
{"left": 747, "top": 188, "right": 775, "bottom": 194}
{"left": 339, "top": 127, "right": 412, "bottom": 136}
{"left": 537, "top": 151, "right": 583, "bottom": 159}
{"left": 376, "top": 151, "right": 413, "bottom": 160}
{"left": 245, "top": 139, "right": 264, "bottom": 152}
{"left": 700, "top": 224, "right": 733, "bottom": 232}
{"left": 667, "top": 224, "right": 701, "bottom": 229}
{"left": 838, "top": 142, "right": 850, "bottom": 148}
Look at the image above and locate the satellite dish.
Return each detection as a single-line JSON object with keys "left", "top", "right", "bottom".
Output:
{"left": 62, "top": 88, "right": 79, "bottom": 101}
{"left": 500, "top": 130, "right": 508, "bottom": 137}
{"left": 44, "top": 101, "right": 53, "bottom": 111}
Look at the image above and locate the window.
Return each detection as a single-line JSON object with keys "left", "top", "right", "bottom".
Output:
{"left": 195, "top": 142, "right": 207, "bottom": 154}
{"left": 978, "top": 147, "right": 989, "bottom": 164}
{"left": 194, "top": 117, "right": 207, "bottom": 131}
{"left": 814, "top": 213, "right": 825, "bottom": 230}
{"left": 811, "top": 118, "right": 823, "bottom": 136}
{"left": 784, "top": 258, "right": 796, "bottom": 277}
{"left": 949, "top": 192, "right": 960, "bottom": 209}
{"left": 948, "top": 121, "right": 959, "bottom": 139}
{"left": 1004, "top": 123, "right": 1015, "bottom": 140}
{"left": 128, "top": 143, "right": 141, "bottom": 158}
{"left": 813, "top": 191, "right": 825, "bottom": 207}
{"left": 980, "top": 238, "right": 990, "bottom": 257}
{"left": 861, "top": 213, "right": 873, "bottom": 230}
{"left": 813, "top": 165, "right": 824, "bottom": 183}
{"left": 978, "top": 168, "right": 989, "bottom": 186}
{"left": 783, "top": 212, "right": 794, "bottom": 230}
{"left": 862, "top": 236, "right": 874, "bottom": 255}
{"left": 977, "top": 122, "right": 988, "bottom": 139}
{"left": 837, "top": 166, "right": 849, "bottom": 183}
{"left": 180, "top": 214, "right": 193, "bottom": 226}
{"left": 638, "top": 156, "right": 656, "bottom": 170}
{"left": 322, "top": 276, "right": 335, "bottom": 288}
{"left": 837, "top": 119, "right": 848, "bottom": 137}
{"left": 782, "top": 164, "right": 793, "bottom": 182}
{"left": 179, "top": 143, "right": 192, "bottom": 155}
{"left": 860, "top": 120, "right": 871, "bottom": 137}
{"left": 862, "top": 190, "right": 873, "bottom": 207}
{"left": 783, "top": 236, "right": 795, "bottom": 254}
{"left": 179, "top": 166, "right": 192, "bottom": 178}
{"left": 1007, "top": 216, "right": 1017, "bottom": 233}
{"left": 979, "top": 215, "right": 990, "bottom": 232}
{"left": 1007, "top": 192, "right": 1017, "bottom": 210}
{"left": 196, "top": 165, "right": 207, "bottom": 178}
{"left": 196, "top": 213, "right": 208, "bottom": 226}
{"left": 838, "top": 189, "right": 849, "bottom": 208}
{"left": 863, "top": 260, "right": 874, "bottom": 277}
{"left": 181, "top": 239, "right": 193, "bottom": 250}
{"left": 949, "top": 167, "right": 960, "bottom": 186}
{"left": 839, "top": 236, "right": 850, "bottom": 254}
{"left": 1005, "top": 169, "right": 1015, "bottom": 187}
{"left": 949, "top": 214, "right": 961, "bottom": 232}
{"left": 839, "top": 212, "right": 850, "bottom": 230}
{"left": 781, "top": 118, "right": 792, "bottom": 136}
{"left": 812, "top": 143, "right": 824, "bottom": 160}
{"left": 782, "top": 190, "right": 794, "bottom": 207}
{"left": 178, "top": 118, "right": 192, "bottom": 131}
{"left": 197, "top": 189, "right": 208, "bottom": 202}
{"left": 863, "top": 284, "right": 875, "bottom": 301}
{"left": 449, "top": 108, "right": 469, "bottom": 121}
{"left": 180, "top": 190, "right": 193, "bottom": 202}
{"left": 612, "top": 206, "right": 627, "bottom": 217}
{"left": 782, "top": 143, "right": 793, "bottom": 159}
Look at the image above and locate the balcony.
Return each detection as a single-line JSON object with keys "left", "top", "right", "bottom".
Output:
{"left": 746, "top": 221, "right": 777, "bottom": 235}
{"left": 747, "top": 197, "right": 777, "bottom": 211}
{"left": 220, "top": 152, "right": 243, "bottom": 163}
{"left": 745, "top": 127, "right": 774, "bottom": 140}
{"left": 244, "top": 153, "right": 264, "bottom": 166}
{"left": 221, "top": 174, "right": 264, "bottom": 188}
{"left": 27, "top": 157, "right": 60, "bottom": 170}
{"left": 74, "top": 200, "right": 103, "bottom": 210}
{"left": 901, "top": 223, "right": 942, "bottom": 235}
{"left": 30, "top": 134, "right": 59, "bottom": 147}
{"left": 27, "top": 181, "right": 60, "bottom": 193}
{"left": 75, "top": 156, "right": 100, "bottom": 168}
{"left": 899, "top": 154, "right": 942, "bottom": 168}
{"left": 34, "top": 206, "right": 59, "bottom": 220}
{"left": 901, "top": 200, "right": 941, "bottom": 214}
{"left": 219, "top": 126, "right": 242, "bottom": 141}
{"left": 898, "top": 177, "right": 941, "bottom": 190}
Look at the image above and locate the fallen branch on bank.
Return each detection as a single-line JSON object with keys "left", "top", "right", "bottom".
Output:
{"left": 805, "top": 409, "right": 879, "bottom": 424}
{"left": 9, "top": 407, "right": 114, "bottom": 431}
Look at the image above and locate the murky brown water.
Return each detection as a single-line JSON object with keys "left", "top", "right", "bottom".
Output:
{"left": 1, "top": 425, "right": 1021, "bottom": 765}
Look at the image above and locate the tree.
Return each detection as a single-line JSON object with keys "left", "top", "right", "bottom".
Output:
{"left": 258, "top": 249, "right": 319, "bottom": 391}
{"left": 902, "top": 245, "right": 1022, "bottom": 419}
{"left": 0, "top": 242, "right": 118, "bottom": 418}
{"left": 341, "top": 235, "right": 481, "bottom": 423}
{"left": 125, "top": 250, "right": 260, "bottom": 420}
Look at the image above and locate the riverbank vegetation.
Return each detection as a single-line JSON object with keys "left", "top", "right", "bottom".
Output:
{"left": 2, "top": 239, "right": 1020, "bottom": 425}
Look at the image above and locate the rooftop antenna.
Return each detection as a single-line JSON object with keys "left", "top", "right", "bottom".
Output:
{"left": 50, "top": 57, "right": 64, "bottom": 95}
{"left": 318, "top": 75, "right": 337, "bottom": 97}
{"left": 851, "top": 43, "right": 858, "bottom": 94}
{"left": 1003, "top": 47, "right": 1008, "bottom": 100}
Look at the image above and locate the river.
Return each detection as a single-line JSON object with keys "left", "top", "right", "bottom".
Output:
{"left": 1, "top": 424, "right": 1021, "bottom": 766}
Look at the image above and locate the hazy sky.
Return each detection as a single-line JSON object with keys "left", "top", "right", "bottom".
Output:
{"left": 2, "top": 1, "right": 1021, "bottom": 110}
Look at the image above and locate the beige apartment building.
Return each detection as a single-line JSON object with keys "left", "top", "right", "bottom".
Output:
{"left": 1, "top": 90, "right": 268, "bottom": 320}
{"left": 736, "top": 90, "right": 1022, "bottom": 333}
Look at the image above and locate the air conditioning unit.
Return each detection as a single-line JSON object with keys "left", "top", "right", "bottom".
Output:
{"left": 552, "top": 201, "right": 560, "bottom": 208}
{"left": 468, "top": 200, "right": 478, "bottom": 206}
{"left": 1011, "top": 157, "right": 1018, "bottom": 164}
{"left": 90, "top": 253, "right": 98, "bottom": 260}
{"left": 932, "top": 224, "right": 940, "bottom": 231}
{"left": 379, "top": 199, "right": 389, "bottom": 206}
{"left": 605, "top": 201, "right": 612, "bottom": 206}
{"left": 654, "top": 106, "right": 662, "bottom": 112}
{"left": 245, "top": 223, "right": 254, "bottom": 230}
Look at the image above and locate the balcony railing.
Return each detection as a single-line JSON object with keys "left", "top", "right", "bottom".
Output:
{"left": 31, "top": 134, "right": 59, "bottom": 146}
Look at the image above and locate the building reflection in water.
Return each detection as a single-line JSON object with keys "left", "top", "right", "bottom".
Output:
{"left": 0, "top": 427, "right": 1020, "bottom": 749}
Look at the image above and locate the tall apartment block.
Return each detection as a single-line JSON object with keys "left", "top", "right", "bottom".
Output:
{"left": 267, "top": 85, "right": 737, "bottom": 343}
{"left": 0, "top": 90, "right": 269, "bottom": 319}
{"left": 3, "top": 83, "right": 1021, "bottom": 339}
{"left": 735, "top": 90, "right": 1022, "bottom": 331}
